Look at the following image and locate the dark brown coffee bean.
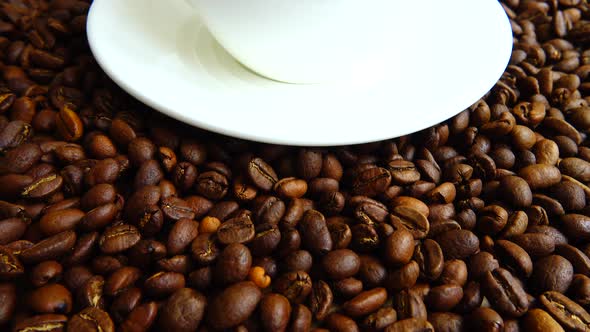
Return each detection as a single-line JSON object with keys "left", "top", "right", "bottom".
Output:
{"left": 0, "top": 143, "right": 41, "bottom": 175}
{"left": 333, "top": 278, "right": 364, "bottom": 299}
{"left": 540, "top": 291, "right": 590, "bottom": 331}
{"left": 551, "top": 181, "right": 586, "bottom": 212}
{"left": 428, "top": 312, "right": 463, "bottom": 332}
{"left": 343, "top": 287, "right": 387, "bottom": 317}
{"left": 383, "top": 228, "right": 414, "bottom": 266}
{"left": 67, "top": 307, "right": 114, "bottom": 332}
{"left": 99, "top": 224, "right": 140, "bottom": 254}
{"left": 134, "top": 159, "right": 163, "bottom": 190}
{"left": 217, "top": 215, "right": 255, "bottom": 245}
{"left": 28, "top": 283, "right": 72, "bottom": 314}
{"left": 468, "top": 307, "right": 503, "bottom": 332}
{"left": 77, "top": 275, "right": 105, "bottom": 309}
{"left": 361, "top": 307, "right": 397, "bottom": 331}
{"left": 387, "top": 160, "right": 420, "bottom": 185}
{"left": 310, "top": 280, "right": 332, "bottom": 321}
{"left": 290, "top": 304, "right": 312, "bottom": 332}
{"left": 30, "top": 260, "right": 62, "bottom": 287}
{"left": 518, "top": 164, "right": 562, "bottom": 189}
{"left": 0, "top": 217, "right": 28, "bottom": 245}
{"left": 569, "top": 274, "right": 590, "bottom": 306}
{"left": 274, "top": 177, "right": 307, "bottom": 199}
{"left": 253, "top": 195, "right": 285, "bottom": 225}
{"left": 325, "top": 313, "right": 359, "bottom": 332}
{"left": 435, "top": 229, "right": 479, "bottom": 260}
{"left": 531, "top": 255, "right": 573, "bottom": 293}
{"left": 482, "top": 268, "right": 529, "bottom": 317}
{"left": 522, "top": 308, "right": 564, "bottom": 332}
{"left": 511, "top": 233, "right": 555, "bottom": 257}
{"left": 21, "top": 173, "right": 63, "bottom": 199}
{"left": 119, "top": 301, "right": 157, "bottom": 332}
{"left": 56, "top": 105, "right": 83, "bottom": 142}
{"left": 390, "top": 206, "right": 430, "bottom": 239}
{"left": 260, "top": 293, "right": 291, "bottom": 332}
{"left": 495, "top": 240, "right": 533, "bottom": 277}
{"left": 555, "top": 244, "right": 590, "bottom": 275}
{"left": 248, "top": 157, "right": 278, "bottom": 191}
{"left": 299, "top": 210, "right": 332, "bottom": 255}
{"left": 384, "top": 318, "right": 433, "bottom": 332}
{"left": 207, "top": 281, "right": 262, "bottom": 329}
{"left": 352, "top": 166, "right": 391, "bottom": 197}
{"left": 321, "top": 249, "right": 360, "bottom": 280}
{"left": 393, "top": 289, "right": 427, "bottom": 320}
{"left": 14, "top": 314, "right": 68, "bottom": 332}
{"left": 559, "top": 157, "right": 590, "bottom": 182}
{"left": 191, "top": 233, "right": 219, "bottom": 265}
{"left": 561, "top": 214, "right": 590, "bottom": 242}
{"left": 104, "top": 266, "right": 141, "bottom": 297}
{"left": 166, "top": 218, "right": 198, "bottom": 255}
{"left": 20, "top": 231, "right": 76, "bottom": 264}
{"left": 358, "top": 255, "right": 386, "bottom": 287}
{"left": 215, "top": 243, "right": 252, "bottom": 285}
{"left": 385, "top": 260, "right": 419, "bottom": 292}
{"left": 158, "top": 288, "right": 206, "bottom": 332}
{"left": 413, "top": 239, "right": 443, "bottom": 281}
{"left": 144, "top": 272, "right": 185, "bottom": 297}
{"left": 425, "top": 284, "right": 463, "bottom": 312}
{"left": 39, "top": 208, "right": 84, "bottom": 236}
{"left": 456, "top": 281, "right": 482, "bottom": 313}
{"left": 274, "top": 271, "right": 312, "bottom": 304}
{"left": 0, "top": 283, "right": 16, "bottom": 325}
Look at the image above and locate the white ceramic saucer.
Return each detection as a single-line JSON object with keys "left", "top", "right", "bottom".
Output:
{"left": 87, "top": 0, "right": 512, "bottom": 146}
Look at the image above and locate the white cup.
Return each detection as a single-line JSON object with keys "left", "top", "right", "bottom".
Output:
{"left": 186, "top": 0, "right": 396, "bottom": 84}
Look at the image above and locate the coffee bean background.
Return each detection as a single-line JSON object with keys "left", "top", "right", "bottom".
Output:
{"left": 1, "top": 0, "right": 590, "bottom": 331}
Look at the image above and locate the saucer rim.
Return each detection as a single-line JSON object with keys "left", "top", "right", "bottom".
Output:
{"left": 87, "top": 0, "right": 513, "bottom": 147}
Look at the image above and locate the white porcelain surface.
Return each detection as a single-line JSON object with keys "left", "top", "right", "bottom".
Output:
{"left": 185, "top": 0, "right": 398, "bottom": 83}
{"left": 87, "top": 0, "right": 512, "bottom": 146}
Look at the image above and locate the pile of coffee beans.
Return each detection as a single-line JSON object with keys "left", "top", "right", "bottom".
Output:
{"left": 1, "top": 0, "right": 590, "bottom": 331}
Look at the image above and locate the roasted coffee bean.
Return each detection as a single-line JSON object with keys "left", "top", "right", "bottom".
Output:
{"left": 217, "top": 215, "right": 255, "bottom": 245}
{"left": 30, "top": 260, "right": 62, "bottom": 287}
{"left": 119, "top": 301, "right": 157, "bottom": 332}
{"left": 333, "top": 277, "right": 364, "bottom": 299}
{"left": 435, "top": 229, "right": 479, "bottom": 260}
{"left": 166, "top": 218, "right": 198, "bottom": 255}
{"left": 290, "top": 304, "right": 313, "bottom": 332}
{"left": 495, "top": 240, "right": 533, "bottom": 277}
{"left": 393, "top": 289, "right": 427, "bottom": 320}
{"left": 67, "top": 307, "right": 114, "bottom": 332}
{"left": 569, "top": 274, "right": 590, "bottom": 306}
{"left": 351, "top": 166, "right": 391, "bottom": 197}
{"left": 511, "top": 233, "right": 555, "bottom": 257}
{"left": 555, "top": 244, "right": 590, "bottom": 275}
{"left": 144, "top": 271, "right": 185, "bottom": 297}
{"left": 20, "top": 231, "right": 76, "bottom": 264}
{"left": 531, "top": 255, "right": 573, "bottom": 293}
{"left": 413, "top": 239, "right": 444, "bottom": 281}
{"left": 383, "top": 228, "right": 414, "bottom": 266}
{"left": 310, "top": 280, "right": 332, "bottom": 321}
{"left": 104, "top": 266, "right": 141, "bottom": 297}
{"left": 325, "top": 313, "right": 359, "bottom": 332}
{"left": 482, "top": 268, "right": 529, "bottom": 317}
{"left": 522, "top": 309, "right": 565, "bottom": 332}
{"left": 343, "top": 287, "right": 387, "bottom": 317}
{"left": 456, "top": 281, "right": 482, "bottom": 313}
{"left": 358, "top": 255, "right": 386, "bottom": 287}
{"left": 248, "top": 157, "right": 278, "bottom": 191}
{"left": 77, "top": 275, "right": 105, "bottom": 309}
{"left": 158, "top": 288, "right": 206, "bottom": 332}
{"left": 215, "top": 243, "right": 252, "bottom": 285}
{"left": 13, "top": 314, "right": 68, "bottom": 332}
{"left": 561, "top": 214, "right": 590, "bottom": 242}
{"left": 468, "top": 307, "right": 504, "bottom": 332}
{"left": 385, "top": 260, "right": 419, "bottom": 292}
{"left": 540, "top": 291, "right": 590, "bottom": 331}
{"left": 361, "top": 307, "right": 397, "bottom": 331}
{"left": 28, "top": 283, "right": 72, "bottom": 314}
{"left": 207, "top": 281, "right": 262, "bottom": 329}
{"left": 260, "top": 293, "right": 291, "bottom": 332}
{"left": 321, "top": 249, "right": 360, "bottom": 280}
{"left": 0, "top": 283, "right": 16, "bottom": 325}
{"left": 99, "top": 224, "right": 140, "bottom": 254}
{"left": 428, "top": 312, "right": 464, "bottom": 332}
{"left": 425, "top": 284, "right": 463, "bottom": 312}
{"left": 518, "top": 164, "right": 562, "bottom": 189}
{"left": 300, "top": 210, "right": 333, "bottom": 255}
{"left": 384, "top": 318, "right": 433, "bottom": 332}
{"left": 274, "top": 271, "right": 312, "bottom": 304}
{"left": 390, "top": 206, "right": 430, "bottom": 239}
{"left": 191, "top": 233, "right": 219, "bottom": 265}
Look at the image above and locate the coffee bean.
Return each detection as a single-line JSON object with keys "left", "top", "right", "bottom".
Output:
{"left": 310, "top": 280, "right": 332, "bottom": 321}
{"left": 144, "top": 272, "right": 185, "bottom": 297}
{"left": 0, "top": 283, "right": 16, "bottom": 325}
{"left": 274, "top": 271, "right": 312, "bottom": 304}
{"left": 14, "top": 314, "right": 68, "bottom": 332}
{"left": 428, "top": 312, "right": 464, "bottom": 332}
{"left": 425, "top": 284, "right": 463, "bottom": 312}
{"left": 215, "top": 243, "right": 252, "bottom": 285}
{"left": 300, "top": 210, "right": 333, "bottom": 255}
{"left": 495, "top": 239, "right": 533, "bottom": 277}
{"left": 393, "top": 289, "right": 427, "bottom": 320}
{"left": 540, "top": 291, "right": 590, "bottom": 331}
{"left": 361, "top": 307, "right": 397, "bottom": 331}
{"left": 325, "top": 313, "right": 359, "bottom": 332}
{"left": 351, "top": 166, "right": 391, "bottom": 197}
{"left": 390, "top": 206, "right": 430, "bottom": 239}
{"left": 518, "top": 164, "right": 562, "bottom": 189}
{"left": 435, "top": 229, "right": 479, "bottom": 260}
{"left": 217, "top": 215, "right": 255, "bottom": 245}
{"left": 522, "top": 308, "right": 565, "bottom": 332}
{"left": 260, "top": 293, "right": 291, "bottom": 332}
{"left": 30, "top": 260, "right": 62, "bottom": 287}
{"left": 158, "top": 288, "right": 205, "bottom": 332}
{"left": 120, "top": 301, "right": 157, "bottom": 332}
{"left": 555, "top": 244, "right": 590, "bottom": 275}
{"left": 343, "top": 287, "right": 387, "bottom": 317}
{"left": 358, "top": 255, "right": 386, "bottom": 287}
{"left": 385, "top": 260, "right": 419, "bottom": 292}
{"left": 99, "top": 224, "right": 140, "bottom": 254}
{"left": 28, "top": 283, "right": 72, "bottom": 314}
{"left": 207, "top": 281, "right": 262, "bottom": 329}
{"left": 248, "top": 157, "right": 278, "bottom": 191}
{"left": 384, "top": 318, "right": 433, "bottom": 332}
{"left": 413, "top": 239, "right": 444, "bottom": 281}
{"left": 531, "top": 255, "right": 573, "bottom": 293}
{"left": 387, "top": 160, "right": 420, "bottom": 185}
{"left": 321, "top": 249, "right": 360, "bottom": 280}
{"left": 20, "top": 230, "right": 76, "bottom": 264}
{"left": 290, "top": 304, "right": 312, "bottom": 332}
{"left": 482, "top": 268, "right": 529, "bottom": 317}
{"left": 468, "top": 307, "right": 503, "bottom": 332}
{"left": 166, "top": 218, "right": 198, "bottom": 255}
{"left": 67, "top": 307, "right": 114, "bottom": 332}
{"left": 383, "top": 228, "right": 414, "bottom": 266}
{"left": 561, "top": 214, "right": 590, "bottom": 242}
{"left": 511, "top": 233, "right": 555, "bottom": 257}
{"left": 191, "top": 233, "right": 219, "bottom": 265}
